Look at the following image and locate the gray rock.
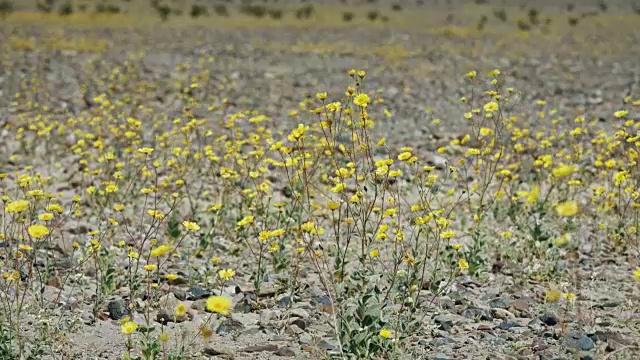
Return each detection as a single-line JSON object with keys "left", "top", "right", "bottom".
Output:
{"left": 290, "top": 308, "right": 309, "bottom": 319}
{"left": 461, "top": 307, "right": 493, "bottom": 321}
{"left": 432, "top": 353, "right": 451, "bottom": 360}
{"left": 434, "top": 314, "right": 466, "bottom": 331}
{"left": 187, "top": 285, "right": 211, "bottom": 300}
{"left": 429, "top": 336, "right": 455, "bottom": 347}
{"left": 290, "top": 318, "right": 306, "bottom": 331}
{"left": 277, "top": 295, "right": 292, "bottom": 308}
{"left": 488, "top": 297, "right": 511, "bottom": 309}
{"left": 274, "top": 347, "right": 296, "bottom": 357}
{"left": 158, "top": 292, "right": 181, "bottom": 311}
{"left": 498, "top": 320, "right": 521, "bottom": 330}
{"left": 243, "top": 344, "right": 278, "bottom": 353}
{"left": 171, "top": 288, "right": 187, "bottom": 300}
{"left": 492, "top": 308, "right": 516, "bottom": 320}
{"left": 564, "top": 330, "right": 595, "bottom": 351}
{"left": 107, "top": 299, "right": 127, "bottom": 320}
{"left": 203, "top": 346, "right": 234, "bottom": 358}
{"left": 216, "top": 318, "right": 245, "bottom": 335}
{"left": 260, "top": 309, "right": 279, "bottom": 324}
{"left": 317, "top": 339, "right": 338, "bottom": 352}
{"left": 539, "top": 313, "right": 558, "bottom": 326}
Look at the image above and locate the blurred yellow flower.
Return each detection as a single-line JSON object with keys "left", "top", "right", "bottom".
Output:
{"left": 121, "top": 321, "right": 137, "bottom": 335}
{"left": 353, "top": 93, "right": 370, "bottom": 107}
{"left": 206, "top": 296, "right": 232, "bottom": 315}
{"left": 237, "top": 215, "right": 254, "bottom": 227}
{"left": 379, "top": 329, "right": 392, "bottom": 339}
{"left": 150, "top": 245, "right": 172, "bottom": 257}
{"left": 218, "top": 268, "right": 236, "bottom": 280}
{"left": 6, "top": 200, "right": 29, "bottom": 213}
{"left": 182, "top": 221, "right": 200, "bottom": 231}
{"left": 28, "top": 224, "right": 49, "bottom": 239}
{"left": 556, "top": 200, "right": 578, "bottom": 217}
{"left": 175, "top": 303, "right": 188, "bottom": 317}
{"left": 458, "top": 258, "right": 469, "bottom": 270}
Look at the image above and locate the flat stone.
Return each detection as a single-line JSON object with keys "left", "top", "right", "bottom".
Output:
{"left": 203, "top": 346, "right": 234, "bottom": 358}
{"left": 461, "top": 307, "right": 493, "bottom": 321}
{"left": 274, "top": 347, "right": 296, "bottom": 357}
{"left": 539, "top": 313, "right": 558, "bottom": 326}
{"left": 243, "top": 344, "right": 278, "bottom": 353}
{"left": 216, "top": 318, "right": 245, "bottom": 336}
{"left": 488, "top": 297, "right": 511, "bottom": 309}
{"left": 186, "top": 285, "right": 211, "bottom": 300}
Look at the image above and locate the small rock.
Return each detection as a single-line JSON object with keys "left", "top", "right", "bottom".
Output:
{"left": 277, "top": 295, "right": 292, "bottom": 308}
{"left": 192, "top": 299, "right": 206, "bottom": 311}
{"left": 311, "top": 296, "right": 333, "bottom": 313}
{"left": 274, "top": 347, "right": 296, "bottom": 357}
{"left": 171, "top": 288, "right": 187, "bottom": 301}
{"left": 498, "top": 321, "right": 521, "bottom": 330}
{"left": 492, "top": 308, "right": 516, "bottom": 320}
{"left": 509, "top": 298, "right": 530, "bottom": 313}
{"left": 539, "top": 313, "right": 558, "bottom": 326}
{"left": 290, "top": 308, "right": 309, "bottom": 319}
{"left": 564, "top": 330, "right": 595, "bottom": 351}
{"left": 216, "top": 318, "right": 245, "bottom": 335}
{"left": 187, "top": 285, "right": 211, "bottom": 300}
{"left": 429, "top": 337, "right": 454, "bottom": 347}
{"left": 488, "top": 297, "right": 511, "bottom": 309}
{"left": 158, "top": 293, "right": 180, "bottom": 311}
{"left": 243, "top": 344, "right": 278, "bottom": 353}
{"left": 260, "top": 310, "right": 279, "bottom": 324}
{"left": 432, "top": 353, "right": 451, "bottom": 360}
{"left": 290, "top": 318, "right": 306, "bottom": 331}
{"left": 203, "top": 346, "right": 234, "bottom": 358}
{"left": 299, "top": 333, "right": 313, "bottom": 344}
{"left": 107, "top": 299, "right": 127, "bottom": 320}
{"left": 156, "top": 309, "right": 172, "bottom": 325}
{"left": 461, "top": 307, "right": 493, "bottom": 321}
{"left": 243, "top": 327, "right": 262, "bottom": 336}
{"left": 317, "top": 339, "right": 338, "bottom": 352}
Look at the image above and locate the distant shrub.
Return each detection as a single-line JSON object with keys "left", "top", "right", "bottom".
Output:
{"left": 477, "top": 15, "right": 488, "bottom": 30}
{"left": 568, "top": 17, "right": 578, "bottom": 26}
{"left": 597, "top": 0, "right": 607, "bottom": 12}
{"left": 445, "top": 13, "right": 454, "bottom": 24}
{"left": 156, "top": 5, "right": 171, "bottom": 20}
{"left": 240, "top": 4, "right": 266, "bottom": 17}
{"left": 214, "top": 4, "right": 229, "bottom": 16}
{"left": 391, "top": 3, "right": 402, "bottom": 11}
{"left": 268, "top": 8, "right": 283, "bottom": 19}
{"left": 190, "top": 4, "right": 208, "bottom": 18}
{"left": 59, "top": 2, "right": 73, "bottom": 16}
{"left": 381, "top": 15, "right": 389, "bottom": 22}
{"left": 493, "top": 8, "right": 507, "bottom": 22}
{"left": 517, "top": 19, "right": 530, "bottom": 31}
{"left": 96, "top": 4, "right": 121, "bottom": 14}
{"left": 78, "top": 4, "right": 87, "bottom": 12}
{"left": 567, "top": 3, "right": 574, "bottom": 12}
{"left": 295, "top": 4, "right": 313, "bottom": 19}
{"left": 342, "top": 11, "right": 353, "bottom": 22}
{"left": 0, "top": 0, "right": 12, "bottom": 17}
{"left": 36, "top": 0, "right": 54, "bottom": 13}
{"left": 527, "top": 7, "right": 539, "bottom": 25}
{"left": 367, "top": 10, "right": 379, "bottom": 21}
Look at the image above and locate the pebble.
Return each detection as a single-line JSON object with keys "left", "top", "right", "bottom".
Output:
{"left": 539, "top": 313, "right": 559, "bottom": 326}
{"left": 274, "top": 347, "right": 296, "bottom": 357}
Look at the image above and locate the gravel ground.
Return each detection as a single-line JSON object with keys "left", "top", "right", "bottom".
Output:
{"left": 1, "top": 2, "right": 640, "bottom": 359}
